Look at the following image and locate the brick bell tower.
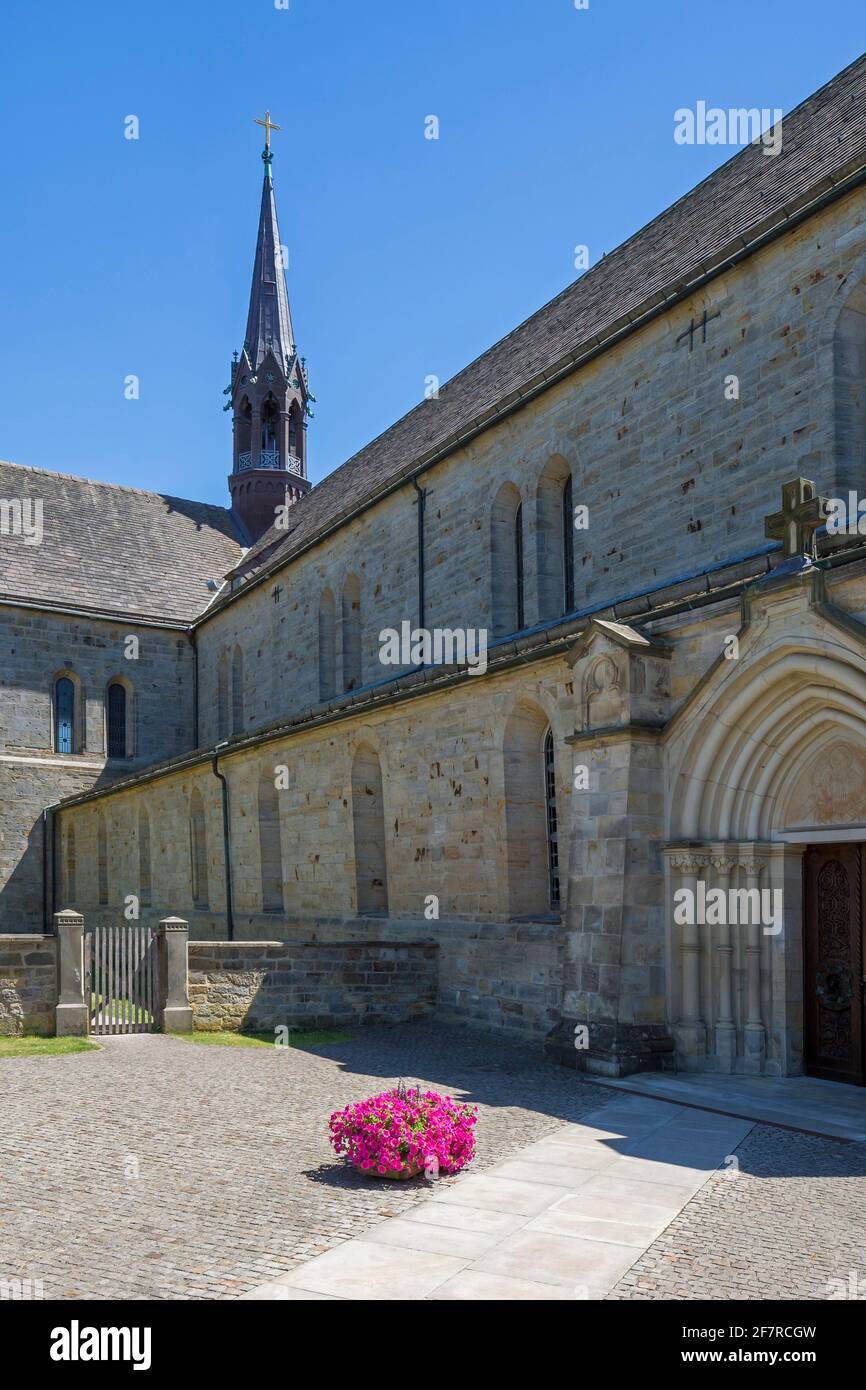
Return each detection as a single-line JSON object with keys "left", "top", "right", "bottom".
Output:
{"left": 227, "top": 110, "right": 312, "bottom": 542}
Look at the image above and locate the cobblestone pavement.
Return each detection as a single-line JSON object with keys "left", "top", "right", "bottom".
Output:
{"left": 0, "top": 1024, "right": 610, "bottom": 1300}
{"left": 608, "top": 1123, "right": 866, "bottom": 1301}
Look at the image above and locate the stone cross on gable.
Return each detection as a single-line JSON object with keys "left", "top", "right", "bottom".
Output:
{"left": 764, "top": 477, "right": 830, "bottom": 558}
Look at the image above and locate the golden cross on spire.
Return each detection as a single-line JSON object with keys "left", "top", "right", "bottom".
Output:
{"left": 255, "top": 109, "right": 281, "bottom": 149}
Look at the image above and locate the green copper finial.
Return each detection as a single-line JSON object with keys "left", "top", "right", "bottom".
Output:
{"left": 254, "top": 109, "right": 281, "bottom": 174}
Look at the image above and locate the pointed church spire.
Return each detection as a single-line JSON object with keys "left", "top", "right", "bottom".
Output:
{"left": 227, "top": 115, "right": 312, "bottom": 543}
{"left": 244, "top": 136, "right": 295, "bottom": 372}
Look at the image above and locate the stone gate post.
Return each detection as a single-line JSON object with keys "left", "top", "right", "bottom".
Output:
{"left": 157, "top": 917, "right": 193, "bottom": 1033}
{"left": 55, "top": 909, "right": 88, "bottom": 1036}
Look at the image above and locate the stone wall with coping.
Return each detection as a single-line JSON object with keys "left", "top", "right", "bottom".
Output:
{"left": 187, "top": 938, "right": 439, "bottom": 1033}
{"left": 0, "top": 935, "right": 56, "bottom": 1035}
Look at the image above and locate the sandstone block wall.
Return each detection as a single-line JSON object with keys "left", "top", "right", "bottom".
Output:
{"left": 0, "top": 605, "right": 195, "bottom": 932}
{"left": 0, "top": 935, "right": 56, "bottom": 1035}
{"left": 195, "top": 190, "right": 866, "bottom": 745}
{"left": 187, "top": 939, "right": 438, "bottom": 1032}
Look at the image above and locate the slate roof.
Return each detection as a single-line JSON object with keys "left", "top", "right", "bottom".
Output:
{"left": 230, "top": 50, "right": 866, "bottom": 586}
{"left": 0, "top": 461, "right": 244, "bottom": 624}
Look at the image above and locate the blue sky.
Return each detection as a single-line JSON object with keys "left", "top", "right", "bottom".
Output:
{"left": 0, "top": 1, "right": 862, "bottom": 506}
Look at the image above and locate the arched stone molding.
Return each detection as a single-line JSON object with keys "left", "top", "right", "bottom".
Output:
{"left": 662, "top": 571, "right": 866, "bottom": 1075}
{"left": 667, "top": 579, "right": 866, "bottom": 843}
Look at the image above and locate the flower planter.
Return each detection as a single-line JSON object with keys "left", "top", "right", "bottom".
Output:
{"left": 329, "top": 1085, "right": 477, "bottom": 1181}
{"left": 368, "top": 1162, "right": 423, "bottom": 1181}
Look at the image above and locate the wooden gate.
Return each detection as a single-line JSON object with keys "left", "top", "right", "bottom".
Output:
{"left": 87, "top": 924, "right": 158, "bottom": 1035}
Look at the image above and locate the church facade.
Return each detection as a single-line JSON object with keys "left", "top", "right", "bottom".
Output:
{"left": 4, "top": 57, "right": 866, "bottom": 1082}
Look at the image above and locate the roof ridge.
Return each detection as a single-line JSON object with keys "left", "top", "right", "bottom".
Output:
{"left": 235, "top": 49, "right": 866, "bottom": 575}
{"left": 0, "top": 458, "right": 232, "bottom": 514}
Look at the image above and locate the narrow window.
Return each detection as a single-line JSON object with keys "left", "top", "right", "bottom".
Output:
{"left": 544, "top": 728, "right": 560, "bottom": 909}
{"left": 562, "top": 475, "right": 574, "bottom": 613}
{"left": 491, "top": 482, "right": 522, "bottom": 637}
{"left": 106, "top": 682, "right": 127, "bottom": 758}
{"left": 515, "top": 502, "right": 525, "bottom": 631}
{"left": 342, "top": 575, "right": 362, "bottom": 692}
{"left": 55, "top": 677, "right": 75, "bottom": 754}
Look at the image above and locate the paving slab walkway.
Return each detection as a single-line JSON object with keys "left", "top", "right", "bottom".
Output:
{"left": 596, "top": 1071, "right": 866, "bottom": 1143}
{"left": 241, "top": 1093, "right": 755, "bottom": 1300}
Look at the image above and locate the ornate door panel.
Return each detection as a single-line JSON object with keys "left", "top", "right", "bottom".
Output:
{"left": 804, "top": 845, "right": 865, "bottom": 1086}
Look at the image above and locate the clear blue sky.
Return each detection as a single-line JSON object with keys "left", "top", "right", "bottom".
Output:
{"left": 0, "top": 1, "right": 862, "bottom": 505}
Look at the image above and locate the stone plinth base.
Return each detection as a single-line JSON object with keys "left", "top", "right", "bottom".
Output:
{"left": 545, "top": 1019, "right": 675, "bottom": 1078}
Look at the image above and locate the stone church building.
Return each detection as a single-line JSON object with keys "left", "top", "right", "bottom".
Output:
{"left": 4, "top": 56, "right": 866, "bottom": 1084}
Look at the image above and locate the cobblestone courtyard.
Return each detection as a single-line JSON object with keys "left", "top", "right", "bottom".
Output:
{"left": 1, "top": 1023, "right": 864, "bottom": 1300}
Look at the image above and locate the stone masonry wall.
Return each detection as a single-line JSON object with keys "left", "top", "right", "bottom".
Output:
{"left": 0, "top": 605, "right": 195, "bottom": 932}
{"left": 195, "top": 188, "right": 866, "bottom": 744}
{"left": 0, "top": 935, "right": 56, "bottom": 1035}
{"left": 187, "top": 939, "right": 438, "bottom": 1032}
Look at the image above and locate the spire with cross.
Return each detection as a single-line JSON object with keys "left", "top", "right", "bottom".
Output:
{"left": 255, "top": 109, "right": 282, "bottom": 174}
{"left": 764, "top": 477, "right": 830, "bottom": 560}
{"left": 226, "top": 111, "right": 312, "bottom": 542}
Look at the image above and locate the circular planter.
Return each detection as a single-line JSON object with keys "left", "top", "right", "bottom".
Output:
{"left": 362, "top": 1162, "right": 422, "bottom": 1181}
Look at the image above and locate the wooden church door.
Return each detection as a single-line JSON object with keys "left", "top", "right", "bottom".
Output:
{"left": 804, "top": 844, "right": 865, "bottom": 1086}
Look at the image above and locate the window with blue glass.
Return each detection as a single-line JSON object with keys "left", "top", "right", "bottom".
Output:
{"left": 107, "top": 682, "right": 127, "bottom": 758}
{"left": 54, "top": 678, "right": 75, "bottom": 754}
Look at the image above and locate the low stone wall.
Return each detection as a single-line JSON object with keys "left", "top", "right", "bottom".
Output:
{"left": 187, "top": 939, "right": 439, "bottom": 1033}
{"left": 186, "top": 917, "right": 563, "bottom": 1043}
{"left": 0, "top": 935, "right": 57, "bottom": 1035}
{"left": 434, "top": 920, "right": 563, "bottom": 1044}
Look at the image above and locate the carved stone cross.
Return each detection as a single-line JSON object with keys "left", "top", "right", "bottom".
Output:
{"left": 764, "top": 477, "right": 829, "bottom": 558}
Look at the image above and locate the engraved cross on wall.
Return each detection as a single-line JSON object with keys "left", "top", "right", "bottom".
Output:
{"left": 764, "top": 477, "right": 830, "bottom": 558}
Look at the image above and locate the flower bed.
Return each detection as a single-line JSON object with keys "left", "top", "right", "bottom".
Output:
{"left": 328, "top": 1084, "right": 478, "bottom": 1179}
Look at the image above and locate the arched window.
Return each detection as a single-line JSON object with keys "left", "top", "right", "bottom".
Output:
{"left": 236, "top": 397, "right": 252, "bottom": 459}
{"left": 543, "top": 728, "right": 560, "bottom": 909}
{"left": 258, "top": 771, "right": 284, "bottom": 912}
{"left": 562, "top": 476, "right": 574, "bottom": 614}
{"left": 289, "top": 401, "right": 303, "bottom": 467}
{"left": 54, "top": 677, "right": 76, "bottom": 754}
{"left": 490, "top": 482, "right": 523, "bottom": 637}
{"left": 318, "top": 587, "right": 337, "bottom": 701}
{"left": 261, "top": 394, "right": 279, "bottom": 460}
{"left": 342, "top": 575, "right": 362, "bottom": 692}
{"left": 536, "top": 455, "right": 574, "bottom": 621}
{"left": 106, "top": 682, "right": 127, "bottom": 758}
{"left": 97, "top": 813, "right": 108, "bottom": 906}
{"left": 502, "top": 702, "right": 553, "bottom": 917}
{"left": 217, "top": 651, "right": 229, "bottom": 738}
{"left": 515, "top": 502, "right": 525, "bottom": 631}
{"left": 352, "top": 743, "right": 388, "bottom": 914}
{"left": 138, "top": 807, "right": 152, "bottom": 908}
{"left": 231, "top": 646, "right": 244, "bottom": 735}
{"left": 189, "top": 789, "right": 209, "bottom": 909}
{"left": 65, "top": 824, "right": 76, "bottom": 906}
